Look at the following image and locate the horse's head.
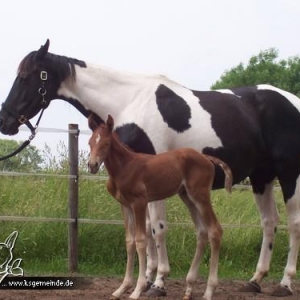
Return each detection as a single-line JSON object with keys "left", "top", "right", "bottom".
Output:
{"left": 0, "top": 40, "right": 53, "bottom": 135}
{"left": 88, "top": 113, "right": 114, "bottom": 174}
{"left": 0, "top": 231, "right": 18, "bottom": 274}
{"left": 0, "top": 39, "right": 87, "bottom": 135}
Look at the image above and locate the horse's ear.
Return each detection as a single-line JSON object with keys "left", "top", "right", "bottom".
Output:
{"left": 107, "top": 115, "right": 114, "bottom": 132}
{"left": 88, "top": 113, "right": 102, "bottom": 131}
{"left": 35, "top": 39, "right": 50, "bottom": 61}
{"left": 4, "top": 231, "right": 18, "bottom": 250}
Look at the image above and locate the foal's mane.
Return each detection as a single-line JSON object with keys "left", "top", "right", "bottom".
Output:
{"left": 111, "top": 131, "right": 134, "bottom": 153}
{"left": 18, "top": 51, "right": 87, "bottom": 82}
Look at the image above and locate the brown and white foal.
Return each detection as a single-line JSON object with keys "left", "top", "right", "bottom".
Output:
{"left": 88, "top": 113, "right": 232, "bottom": 300}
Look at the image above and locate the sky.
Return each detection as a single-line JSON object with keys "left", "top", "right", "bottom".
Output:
{"left": 1, "top": 0, "right": 300, "bottom": 159}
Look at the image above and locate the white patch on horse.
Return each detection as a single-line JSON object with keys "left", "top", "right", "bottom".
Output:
{"left": 58, "top": 66, "right": 223, "bottom": 154}
{"left": 58, "top": 64, "right": 145, "bottom": 116}
{"left": 216, "top": 89, "right": 235, "bottom": 94}
{"left": 258, "top": 84, "right": 300, "bottom": 112}
{"left": 217, "top": 89, "right": 241, "bottom": 98}
{"left": 154, "top": 81, "right": 224, "bottom": 152}
{"left": 95, "top": 134, "right": 100, "bottom": 144}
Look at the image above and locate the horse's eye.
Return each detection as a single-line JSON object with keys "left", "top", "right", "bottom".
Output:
{"left": 18, "top": 76, "right": 27, "bottom": 84}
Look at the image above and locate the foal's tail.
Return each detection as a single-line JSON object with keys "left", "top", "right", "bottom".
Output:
{"left": 205, "top": 155, "right": 233, "bottom": 193}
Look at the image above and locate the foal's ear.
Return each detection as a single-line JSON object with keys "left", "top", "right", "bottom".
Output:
{"left": 106, "top": 115, "right": 114, "bottom": 132}
{"left": 88, "top": 113, "right": 102, "bottom": 131}
{"left": 35, "top": 39, "right": 50, "bottom": 61}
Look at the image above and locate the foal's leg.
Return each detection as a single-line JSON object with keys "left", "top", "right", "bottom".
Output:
{"left": 145, "top": 200, "right": 169, "bottom": 297}
{"left": 112, "top": 205, "right": 135, "bottom": 299}
{"left": 129, "top": 201, "right": 148, "bottom": 300}
{"left": 180, "top": 187, "right": 223, "bottom": 300}
{"left": 274, "top": 174, "right": 300, "bottom": 296}
{"left": 241, "top": 181, "right": 279, "bottom": 293}
{"left": 190, "top": 190, "right": 223, "bottom": 300}
{"left": 178, "top": 190, "right": 209, "bottom": 300}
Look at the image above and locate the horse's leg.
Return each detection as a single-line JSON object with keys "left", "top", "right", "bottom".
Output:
{"left": 145, "top": 206, "right": 158, "bottom": 289}
{"left": 145, "top": 200, "right": 169, "bottom": 297}
{"left": 240, "top": 180, "right": 279, "bottom": 293}
{"left": 272, "top": 173, "right": 300, "bottom": 296}
{"left": 178, "top": 189, "right": 209, "bottom": 300}
{"left": 129, "top": 201, "right": 148, "bottom": 300}
{"left": 111, "top": 205, "right": 135, "bottom": 299}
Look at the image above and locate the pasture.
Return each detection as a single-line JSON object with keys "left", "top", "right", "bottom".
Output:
{"left": 0, "top": 174, "right": 292, "bottom": 280}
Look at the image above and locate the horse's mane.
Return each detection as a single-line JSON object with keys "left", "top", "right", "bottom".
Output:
{"left": 18, "top": 51, "right": 86, "bottom": 82}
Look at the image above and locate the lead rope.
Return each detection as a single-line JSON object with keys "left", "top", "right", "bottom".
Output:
{"left": 0, "top": 108, "right": 45, "bottom": 161}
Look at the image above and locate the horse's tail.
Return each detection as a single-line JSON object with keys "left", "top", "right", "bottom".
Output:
{"left": 205, "top": 155, "right": 233, "bottom": 193}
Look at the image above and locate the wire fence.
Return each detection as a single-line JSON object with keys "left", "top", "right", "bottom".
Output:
{"left": 0, "top": 125, "right": 281, "bottom": 228}
{"left": 0, "top": 168, "right": 260, "bottom": 227}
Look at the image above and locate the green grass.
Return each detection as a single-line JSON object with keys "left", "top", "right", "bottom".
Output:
{"left": 0, "top": 174, "right": 294, "bottom": 280}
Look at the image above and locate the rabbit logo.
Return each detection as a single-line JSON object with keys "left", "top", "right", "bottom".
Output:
{"left": 0, "top": 231, "right": 23, "bottom": 284}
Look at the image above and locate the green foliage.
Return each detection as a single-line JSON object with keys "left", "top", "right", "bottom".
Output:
{"left": 211, "top": 48, "right": 300, "bottom": 97}
{"left": 0, "top": 139, "right": 43, "bottom": 172}
{"left": 42, "top": 141, "right": 89, "bottom": 174}
{"left": 0, "top": 138, "right": 90, "bottom": 174}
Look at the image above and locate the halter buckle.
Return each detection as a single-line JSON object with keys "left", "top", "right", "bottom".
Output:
{"left": 18, "top": 115, "right": 28, "bottom": 124}
{"left": 38, "top": 87, "right": 47, "bottom": 96}
{"left": 40, "top": 71, "right": 48, "bottom": 81}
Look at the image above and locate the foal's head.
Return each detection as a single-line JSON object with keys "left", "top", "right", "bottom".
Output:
{"left": 88, "top": 113, "right": 114, "bottom": 174}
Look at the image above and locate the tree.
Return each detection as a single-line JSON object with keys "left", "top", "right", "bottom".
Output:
{"left": 0, "top": 139, "right": 43, "bottom": 172}
{"left": 211, "top": 48, "right": 300, "bottom": 97}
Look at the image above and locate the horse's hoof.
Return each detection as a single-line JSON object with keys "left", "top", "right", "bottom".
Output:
{"left": 182, "top": 294, "right": 193, "bottom": 300}
{"left": 144, "top": 281, "right": 153, "bottom": 292}
{"left": 271, "top": 284, "right": 293, "bottom": 297}
{"left": 144, "top": 285, "right": 167, "bottom": 297}
{"left": 239, "top": 281, "right": 261, "bottom": 293}
{"left": 109, "top": 296, "right": 120, "bottom": 300}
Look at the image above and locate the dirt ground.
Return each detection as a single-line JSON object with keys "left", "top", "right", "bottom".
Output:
{"left": 1, "top": 277, "right": 300, "bottom": 300}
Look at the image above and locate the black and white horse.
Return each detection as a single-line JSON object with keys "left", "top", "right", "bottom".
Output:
{"left": 1, "top": 40, "right": 300, "bottom": 297}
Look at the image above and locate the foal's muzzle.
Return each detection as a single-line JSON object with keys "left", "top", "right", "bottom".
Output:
{"left": 88, "top": 161, "right": 100, "bottom": 174}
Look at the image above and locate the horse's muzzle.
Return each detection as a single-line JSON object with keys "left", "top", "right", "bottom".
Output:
{"left": 0, "top": 117, "right": 19, "bottom": 135}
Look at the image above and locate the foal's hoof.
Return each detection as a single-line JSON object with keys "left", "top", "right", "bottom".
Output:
{"left": 239, "top": 281, "right": 261, "bottom": 293}
{"left": 182, "top": 294, "right": 193, "bottom": 300}
{"left": 144, "top": 285, "right": 167, "bottom": 297}
{"left": 271, "top": 284, "right": 293, "bottom": 297}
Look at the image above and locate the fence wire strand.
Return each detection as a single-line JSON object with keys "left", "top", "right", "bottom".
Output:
{"left": 0, "top": 215, "right": 288, "bottom": 230}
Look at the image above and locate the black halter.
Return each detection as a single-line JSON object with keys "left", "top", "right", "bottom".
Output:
{"left": 0, "top": 71, "right": 49, "bottom": 161}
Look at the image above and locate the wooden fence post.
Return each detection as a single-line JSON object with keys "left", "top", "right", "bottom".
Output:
{"left": 68, "top": 124, "right": 79, "bottom": 272}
